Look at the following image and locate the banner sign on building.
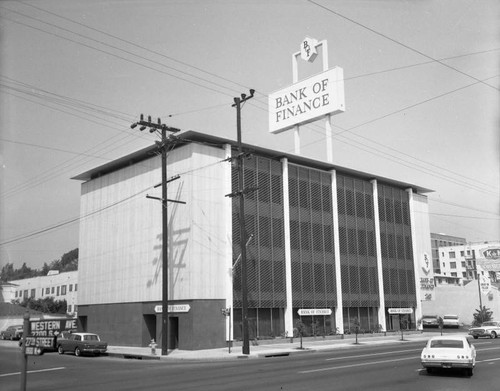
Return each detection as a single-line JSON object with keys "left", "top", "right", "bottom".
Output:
{"left": 154, "top": 304, "right": 191, "bottom": 313}
{"left": 297, "top": 308, "right": 332, "bottom": 316}
{"left": 419, "top": 252, "right": 435, "bottom": 301}
{"left": 268, "top": 67, "right": 345, "bottom": 134}
{"left": 388, "top": 308, "right": 413, "bottom": 314}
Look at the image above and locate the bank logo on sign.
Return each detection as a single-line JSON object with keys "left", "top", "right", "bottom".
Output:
{"left": 300, "top": 37, "right": 318, "bottom": 62}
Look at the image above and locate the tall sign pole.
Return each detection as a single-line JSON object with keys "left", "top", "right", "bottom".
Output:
{"left": 269, "top": 37, "right": 345, "bottom": 163}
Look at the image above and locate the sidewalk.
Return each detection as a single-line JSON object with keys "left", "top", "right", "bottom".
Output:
{"left": 106, "top": 331, "right": 465, "bottom": 361}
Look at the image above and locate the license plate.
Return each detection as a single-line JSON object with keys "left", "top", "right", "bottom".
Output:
{"left": 441, "top": 363, "right": 452, "bottom": 368}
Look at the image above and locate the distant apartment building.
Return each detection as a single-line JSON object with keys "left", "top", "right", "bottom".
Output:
{"left": 430, "top": 233, "right": 466, "bottom": 274}
{"left": 2, "top": 271, "right": 78, "bottom": 315}
{"left": 437, "top": 241, "right": 500, "bottom": 286}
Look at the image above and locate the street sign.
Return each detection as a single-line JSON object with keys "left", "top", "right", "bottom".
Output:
{"left": 25, "top": 346, "right": 43, "bottom": 356}
{"left": 297, "top": 308, "right": 332, "bottom": 316}
{"left": 23, "top": 336, "right": 54, "bottom": 356}
{"left": 388, "top": 308, "right": 413, "bottom": 314}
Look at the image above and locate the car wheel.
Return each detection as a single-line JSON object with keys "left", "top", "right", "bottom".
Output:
{"left": 466, "top": 368, "right": 473, "bottom": 377}
{"left": 473, "top": 336, "right": 478, "bottom": 339}
{"left": 426, "top": 368, "right": 433, "bottom": 374}
{"left": 75, "top": 347, "right": 81, "bottom": 357}
{"left": 57, "top": 345, "right": 64, "bottom": 355}
{"left": 490, "top": 332, "right": 496, "bottom": 339}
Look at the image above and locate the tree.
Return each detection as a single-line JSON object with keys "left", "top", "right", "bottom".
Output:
{"left": 295, "top": 320, "right": 305, "bottom": 349}
{"left": 19, "top": 297, "right": 67, "bottom": 314}
{"left": 473, "top": 305, "right": 493, "bottom": 326}
{"left": 0, "top": 248, "right": 78, "bottom": 282}
{"left": 352, "top": 317, "right": 361, "bottom": 344}
{"left": 399, "top": 315, "right": 410, "bottom": 341}
{"left": 0, "top": 262, "right": 40, "bottom": 281}
{"left": 437, "top": 316, "right": 444, "bottom": 336}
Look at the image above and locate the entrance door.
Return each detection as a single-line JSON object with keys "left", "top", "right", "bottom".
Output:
{"left": 143, "top": 315, "right": 157, "bottom": 344}
{"left": 169, "top": 317, "right": 179, "bottom": 349}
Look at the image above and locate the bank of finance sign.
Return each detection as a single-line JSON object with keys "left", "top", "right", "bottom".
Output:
{"left": 268, "top": 67, "right": 345, "bottom": 134}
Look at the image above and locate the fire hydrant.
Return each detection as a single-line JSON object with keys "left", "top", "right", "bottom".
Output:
{"left": 149, "top": 339, "right": 157, "bottom": 355}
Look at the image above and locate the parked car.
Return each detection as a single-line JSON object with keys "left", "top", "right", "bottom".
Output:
{"left": 57, "top": 332, "right": 107, "bottom": 356}
{"left": 1, "top": 325, "right": 23, "bottom": 340}
{"left": 421, "top": 335, "right": 476, "bottom": 376}
{"left": 421, "top": 315, "right": 439, "bottom": 328}
{"left": 468, "top": 321, "right": 500, "bottom": 339}
{"left": 443, "top": 314, "right": 460, "bottom": 328}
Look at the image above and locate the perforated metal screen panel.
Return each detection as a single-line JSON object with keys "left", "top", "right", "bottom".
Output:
{"left": 232, "top": 156, "right": 286, "bottom": 310}
{"left": 288, "top": 164, "right": 337, "bottom": 309}
{"left": 377, "top": 184, "right": 416, "bottom": 308}
{"left": 231, "top": 154, "right": 418, "bottom": 337}
{"left": 337, "top": 175, "right": 379, "bottom": 307}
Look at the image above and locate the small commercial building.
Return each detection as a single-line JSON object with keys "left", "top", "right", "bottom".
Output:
{"left": 73, "top": 131, "right": 433, "bottom": 350}
{"left": 2, "top": 271, "right": 78, "bottom": 316}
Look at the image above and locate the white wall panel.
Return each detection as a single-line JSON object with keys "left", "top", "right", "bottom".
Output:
{"left": 78, "top": 143, "right": 231, "bottom": 305}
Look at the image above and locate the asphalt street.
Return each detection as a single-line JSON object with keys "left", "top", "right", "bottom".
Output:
{"left": 1, "top": 335, "right": 500, "bottom": 390}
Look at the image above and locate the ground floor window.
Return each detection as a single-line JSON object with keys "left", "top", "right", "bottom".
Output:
{"left": 233, "top": 308, "right": 285, "bottom": 340}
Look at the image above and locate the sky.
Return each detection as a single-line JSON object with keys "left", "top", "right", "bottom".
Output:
{"left": 0, "top": 0, "right": 498, "bottom": 270}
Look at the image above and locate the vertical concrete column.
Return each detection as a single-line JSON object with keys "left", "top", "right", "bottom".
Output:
{"left": 371, "top": 179, "right": 386, "bottom": 331}
{"left": 281, "top": 157, "right": 294, "bottom": 336}
{"left": 406, "top": 188, "right": 423, "bottom": 329}
{"left": 223, "top": 144, "right": 234, "bottom": 342}
{"left": 330, "top": 169, "right": 344, "bottom": 334}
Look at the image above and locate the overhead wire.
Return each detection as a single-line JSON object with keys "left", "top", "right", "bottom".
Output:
{"left": 306, "top": 0, "right": 499, "bottom": 91}
{"left": 0, "top": 2, "right": 496, "bottom": 246}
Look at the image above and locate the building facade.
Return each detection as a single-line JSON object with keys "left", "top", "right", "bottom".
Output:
{"left": 73, "top": 131, "right": 433, "bottom": 350}
{"left": 438, "top": 241, "right": 500, "bottom": 285}
{"left": 430, "top": 233, "right": 467, "bottom": 274}
{"left": 2, "top": 271, "right": 78, "bottom": 315}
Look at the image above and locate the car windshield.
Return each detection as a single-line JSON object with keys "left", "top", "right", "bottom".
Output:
{"left": 444, "top": 316, "right": 457, "bottom": 319}
{"left": 430, "top": 339, "right": 464, "bottom": 349}
{"left": 481, "top": 322, "right": 497, "bottom": 326}
{"left": 83, "top": 335, "right": 99, "bottom": 341}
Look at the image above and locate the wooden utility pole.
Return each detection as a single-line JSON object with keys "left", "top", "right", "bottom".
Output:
{"left": 131, "top": 115, "right": 182, "bottom": 355}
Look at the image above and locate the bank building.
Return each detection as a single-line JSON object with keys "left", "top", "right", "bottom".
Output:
{"left": 72, "top": 130, "right": 433, "bottom": 350}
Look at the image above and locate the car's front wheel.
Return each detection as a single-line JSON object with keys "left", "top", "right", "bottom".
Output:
{"left": 75, "top": 347, "right": 81, "bottom": 357}
{"left": 490, "top": 331, "right": 497, "bottom": 339}
{"left": 473, "top": 336, "right": 478, "bottom": 339}
{"left": 465, "top": 368, "right": 473, "bottom": 377}
{"left": 57, "top": 345, "right": 64, "bottom": 355}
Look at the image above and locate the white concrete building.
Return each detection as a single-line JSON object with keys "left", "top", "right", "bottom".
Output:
{"left": 72, "top": 131, "right": 433, "bottom": 350}
{"left": 438, "top": 241, "right": 500, "bottom": 284}
{"left": 4, "top": 271, "right": 78, "bottom": 315}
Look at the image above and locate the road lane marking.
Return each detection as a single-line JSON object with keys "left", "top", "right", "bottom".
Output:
{"left": 0, "top": 367, "right": 65, "bottom": 378}
{"left": 299, "top": 356, "right": 418, "bottom": 373}
{"left": 477, "top": 357, "right": 500, "bottom": 363}
{"left": 325, "top": 348, "right": 420, "bottom": 361}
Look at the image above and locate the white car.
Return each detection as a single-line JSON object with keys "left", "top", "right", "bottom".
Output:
{"left": 421, "top": 335, "right": 476, "bottom": 376}
{"left": 469, "top": 320, "right": 500, "bottom": 339}
{"left": 443, "top": 314, "right": 460, "bottom": 328}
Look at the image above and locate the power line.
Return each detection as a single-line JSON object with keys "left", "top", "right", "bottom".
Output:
{"left": 0, "top": 8, "right": 246, "bottom": 99}
{"left": 0, "top": 154, "right": 232, "bottom": 247}
{"left": 18, "top": 0, "right": 251, "bottom": 92}
{"left": 307, "top": 0, "right": 499, "bottom": 91}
